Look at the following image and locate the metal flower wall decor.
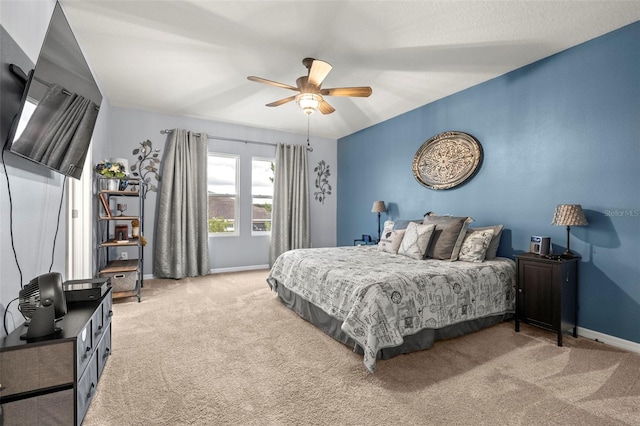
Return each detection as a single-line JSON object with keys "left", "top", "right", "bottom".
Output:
{"left": 131, "top": 139, "right": 162, "bottom": 192}
{"left": 314, "top": 160, "right": 331, "bottom": 204}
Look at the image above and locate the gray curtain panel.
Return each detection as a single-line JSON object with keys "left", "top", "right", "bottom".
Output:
{"left": 154, "top": 129, "right": 210, "bottom": 279}
{"left": 269, "top": 143, "right": 310, "bottom": 266}
{"left": 12, "top": 83, "right": 98, "bottom": 177}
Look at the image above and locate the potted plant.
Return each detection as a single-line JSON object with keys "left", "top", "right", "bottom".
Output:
{"left": 95, "top": 160, "right": 128, "bottom": 190}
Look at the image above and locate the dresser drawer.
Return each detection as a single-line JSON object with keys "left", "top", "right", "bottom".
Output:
{"left": 76, "top": 317, "right": 94, "bottom": 376}
{"left": 101, "top": 293, "right": 113, "bottom": 326}
{"left": 97, "top": 323, "right": 112, "bottom": 378}
{"left": 92, "top": 305, "right": 106, "bottom": 345}
{"left": 76, "top": 349, "right": 99, "bottom": 426}
{"left": 0, "top": 340, "right": 74, "bottom": 397}
{"left": 1, "top": 388, "right": 74, "bottom": 426}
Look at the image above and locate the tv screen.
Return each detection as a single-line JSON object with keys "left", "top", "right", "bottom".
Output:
{"left": 5, "top": 2, "right": 102, "bottom": 180}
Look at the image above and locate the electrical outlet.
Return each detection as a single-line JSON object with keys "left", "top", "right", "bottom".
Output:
{"left": 120, "top": 252, "right": 128, "bottom": 260}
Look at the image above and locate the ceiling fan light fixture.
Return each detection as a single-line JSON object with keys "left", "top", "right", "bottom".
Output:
{"left": 296, "top": 93, "right": 322, "bottom": 115}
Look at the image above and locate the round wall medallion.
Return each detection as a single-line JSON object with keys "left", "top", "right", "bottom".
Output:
{"left": 412, "top": 131, "right": 483, "bottom": 190}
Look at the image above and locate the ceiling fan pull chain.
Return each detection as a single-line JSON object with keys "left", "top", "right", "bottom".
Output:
{"left": 307, "top": 116, "right": 311, "bottom": 149}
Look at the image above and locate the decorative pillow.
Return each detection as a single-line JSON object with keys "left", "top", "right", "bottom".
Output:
{"left": 469, "top": 225, "right": 503, "bottom": 260}
{"left": 393, "top": 219, "right": 424, "bottom": 230}
{"left": 459, "top": 228, "right": 495, "bottom": 262}
{"left": 378, "top": 229, "right": 406, "bottom": 254}
{"left": 398, "top": 222, "right": 436, "bottom": 260}
{"left": 383, "top": 220, "right": 395, "bottom": 231}
{"left": 423, "top": 215, "right": 474, "bottom": 261}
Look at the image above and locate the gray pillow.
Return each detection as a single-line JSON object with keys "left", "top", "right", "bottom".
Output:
{"left": 469, "top": 225, "right": 503, "bottom": 260}
{"left": 393, "top": 219, "right": 424, "bottom": 230}
{"left": 423, "top": 215, "right": 474, "bottom": 261}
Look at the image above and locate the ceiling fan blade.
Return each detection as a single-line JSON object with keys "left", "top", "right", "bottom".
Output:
{"left": 247, "top": 76, "right": 299, "bottom": 92}
{"left": 307, "top": 59, "right": 332, "bottom": 87}
{"left": 320, "top": 86, "right": 372, "bottom": 97}
{"left": 265, "top": 96, "right": 297, "bottom": 107}
{"left": 318, "top": 99, "right": 335, "bottom": 115}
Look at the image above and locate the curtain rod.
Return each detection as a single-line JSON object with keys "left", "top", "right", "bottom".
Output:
{"left": 160, "top": 129, "right": 312, "bottom": 152}
{"left": 32, "top": 75, "right": 100, "bottom": 111}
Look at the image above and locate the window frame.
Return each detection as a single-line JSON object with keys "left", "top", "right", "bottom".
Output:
{"left": 207, "top": 152, "right": 240, "bottom": 237}
{"left": 251, "top": 156, "right": 274, "bottom": 236}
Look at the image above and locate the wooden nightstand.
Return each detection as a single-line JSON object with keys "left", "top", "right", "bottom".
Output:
{"left": 353, "top": 238, "right": 378, "bottom": 246}
{"left": 514, "top": 253, "right": 579, "bottom": 346}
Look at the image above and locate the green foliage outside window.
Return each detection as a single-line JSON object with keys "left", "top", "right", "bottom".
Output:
{"left": 209, "top": 217, "right": 232, "bottom": 233}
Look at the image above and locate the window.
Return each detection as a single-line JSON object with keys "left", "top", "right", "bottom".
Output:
{"left": 208, "top": 153, "right": 239, "bottom": 235}
{"left": 251, "top": 157, "right": 274, "bottom": 235}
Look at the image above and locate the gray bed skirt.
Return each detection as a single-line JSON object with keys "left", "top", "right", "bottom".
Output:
{"left": 274, "top": 280, "right": 513, "bottom": 360}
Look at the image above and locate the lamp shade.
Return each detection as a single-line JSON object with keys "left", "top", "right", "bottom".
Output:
{"left": 371, "top": 201, "right": 386, "bottom": 213}
{"left": 551, "top": 204, "right": 588, "bottom": 226}
{"left": 296, "top": 93, "right": 321, "bottom": 115}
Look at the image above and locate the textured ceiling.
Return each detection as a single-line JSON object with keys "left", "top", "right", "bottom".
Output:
{"left": 60, "top": 1, "right": 640, "bottom": 139}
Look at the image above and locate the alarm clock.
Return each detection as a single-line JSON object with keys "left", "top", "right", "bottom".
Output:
{"left": 529, "top": 236, "right": 551, "bottom": 255}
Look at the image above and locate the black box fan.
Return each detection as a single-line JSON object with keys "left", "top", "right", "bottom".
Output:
{"left": 18, "top": 272, "right": 67, "bottom": 340}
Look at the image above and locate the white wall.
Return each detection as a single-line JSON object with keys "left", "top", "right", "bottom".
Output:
{"left": 106, "top": 107, "right": 337, "bottom": 275}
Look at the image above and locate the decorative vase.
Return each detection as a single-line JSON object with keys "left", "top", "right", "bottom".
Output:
{"left": 101, "top": 178, "right": 119, "bottom": 191}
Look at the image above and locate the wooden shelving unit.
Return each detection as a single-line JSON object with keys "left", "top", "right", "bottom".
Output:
{"left": 96, "top": 178, "right": 146, "bottom": 302}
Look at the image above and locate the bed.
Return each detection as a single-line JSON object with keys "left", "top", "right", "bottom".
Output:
{"left": 267, "top": 240, "right": 516, "bottom": 372}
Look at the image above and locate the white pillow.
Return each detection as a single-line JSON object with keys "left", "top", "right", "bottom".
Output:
{"left": 398, "top": 222, "right": 436, "bottom": 260}
{"left": 458, "top": 228, "right": 495, "bottom": 262}
{"left": 378, "top": 229, "right": 406, "bottom": 254}
{"left": 469, "top": 225, "right": 503, "bottom": 260}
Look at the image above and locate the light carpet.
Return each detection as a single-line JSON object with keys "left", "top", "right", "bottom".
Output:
{"left": 84, "top": 270, "right": 640, "bottom": 425}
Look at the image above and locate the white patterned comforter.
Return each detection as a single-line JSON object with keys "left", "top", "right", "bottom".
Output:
{"left": 267, "top": 246, "right": 516, "bottom": 372}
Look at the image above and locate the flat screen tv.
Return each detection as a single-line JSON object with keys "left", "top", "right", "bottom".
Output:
{"left": 4, "top": 2, "right": 102, "bottom": 180}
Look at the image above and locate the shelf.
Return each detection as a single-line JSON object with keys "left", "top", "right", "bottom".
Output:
{"left": 112, "top": 290, "right": 138, "bottom": 300}
{"left": 98, "top": 189, "right": 140, "bottom": 196}
{"left": 96, "top": 177, "right": 145, "bottom": 303}
{"left": 100, "top": 259, "right": 139, "bottom": 273}
{"left": 99, "top": 239, "right": 141, "bottom": 247}
{"left": 98, "top": 215, "right": 139, "bottom": 221}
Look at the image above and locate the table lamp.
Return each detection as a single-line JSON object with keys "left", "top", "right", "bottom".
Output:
{"left": 371, "top": 201, "right": 386, "bottom": 241}
{"left": 551, "top": 204, "right": 588, "bottom": 258}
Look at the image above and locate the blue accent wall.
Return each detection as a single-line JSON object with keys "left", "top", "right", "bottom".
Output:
{"left": 337, "top": 22, "right": 640, "bottom": 344}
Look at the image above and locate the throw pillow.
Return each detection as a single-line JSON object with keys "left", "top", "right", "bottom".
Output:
{"left": 423, "top": 215, "right": 475, "bottom": 261}
{"left": 398, "top": 222, "right": 436, "bottom": 260}
{"left": 469, "top": 225, "right": 504, "bottom": 260}
{"left": 378, "top": 229, "right": 406, "bottom": 254}
{"left": 459, "top": 228, "right": 495, "bottom": 262}
{"left": 393, "top": 219, "right": 424, "bottom": 230}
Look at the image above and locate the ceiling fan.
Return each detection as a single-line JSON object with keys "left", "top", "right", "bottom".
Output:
{"left": 247, "top": 57, "right": 372, "bottom": 115}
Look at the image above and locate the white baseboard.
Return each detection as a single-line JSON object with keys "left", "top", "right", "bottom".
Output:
{"left": 143, "top": 265, "right": 269, "bottom": 280}
{"left": 209, "top": 265, "right": 270, "bottom": 274}
{"left": 577, "top": 327, "right": 640, "bottom": 354}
